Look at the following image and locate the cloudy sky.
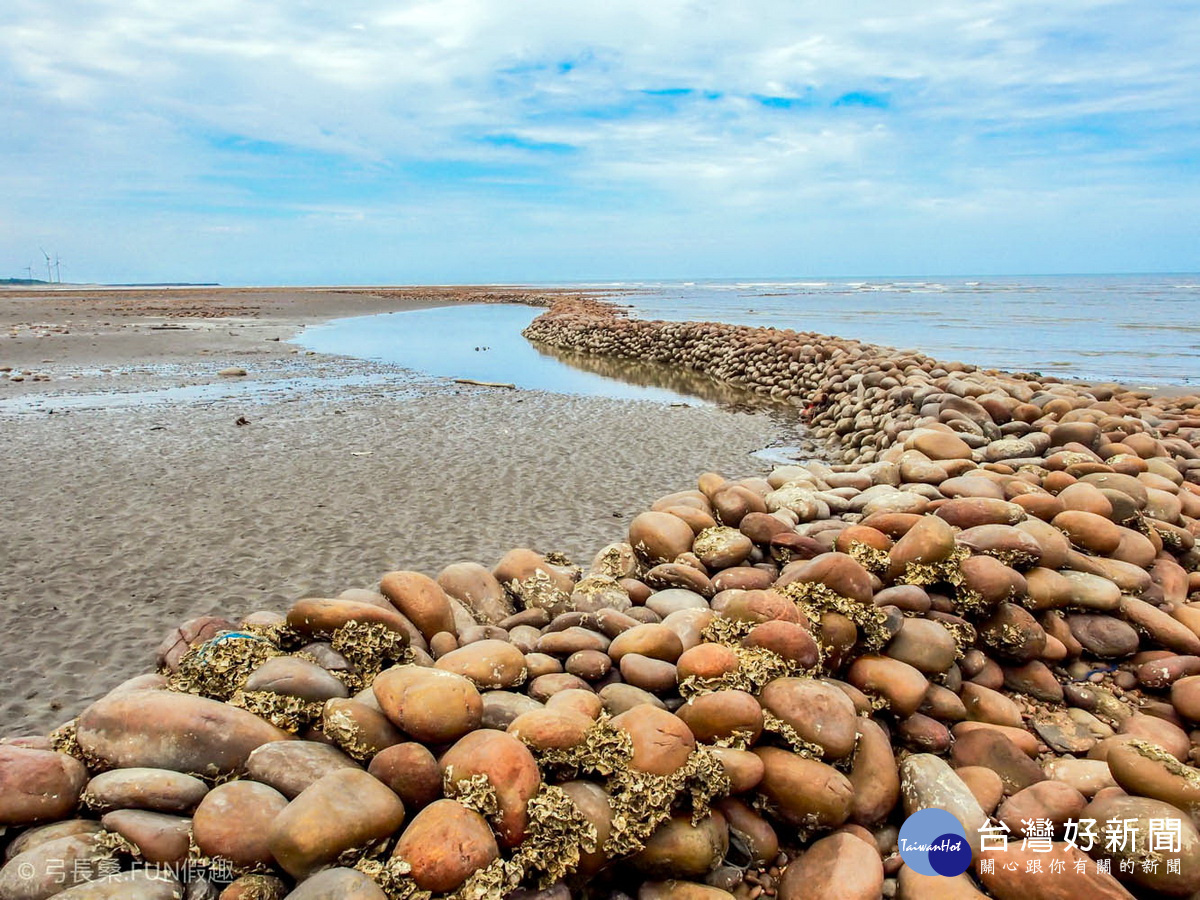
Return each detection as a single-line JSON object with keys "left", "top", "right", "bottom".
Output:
{"left": 2, "top": 0, "right": 1198, "bottom": 284}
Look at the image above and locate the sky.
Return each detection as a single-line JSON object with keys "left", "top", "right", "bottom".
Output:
{"left": 1, "top": 0, "right": 1198, "bottom": 284}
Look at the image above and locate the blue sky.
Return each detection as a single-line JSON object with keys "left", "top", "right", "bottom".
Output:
{"left": 1, "top": 0, "right": 1198, "bottom": 284}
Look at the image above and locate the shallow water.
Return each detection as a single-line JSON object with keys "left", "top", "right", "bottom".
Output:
{"left": 296, "top": 304, "right": 730, "bottom": 406}
{"left": 561, "top": 274, "right": 1200, "bottom": 386}
{"left": 0, "top": 372, "right": 423, "bottom": 415}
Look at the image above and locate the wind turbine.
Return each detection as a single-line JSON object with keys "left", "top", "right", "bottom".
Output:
{"left": 24, "top": 263, "right": 34, "bottom": 282}
{"left": 40, "top": 247, "right": 52, "bottom": 283}
{"left": 53, "top": 254, "right": 62, "bottom": 284}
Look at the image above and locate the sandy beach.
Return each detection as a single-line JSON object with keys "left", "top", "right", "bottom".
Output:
{"left": 0, "top": 287, "right": 798, "bottom": 736}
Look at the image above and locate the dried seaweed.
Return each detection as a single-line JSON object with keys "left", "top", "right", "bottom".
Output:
{"left": 681, "top": 746, "right": 733, "bottom": 824}
{"left": 532, "top": 714, "right": 634, "bottom": 778}
{"left": 320, "top": 701, "right": 383, "bottom": 761}
{"left": 953, "top": 586, "right": 999, "bottom": 618}
{"left": 336, "top": 836, "right": 395, "bottom": 871}
{"left": 778, "top": 581, "right": 892, "bottom": 652}
{"left": 692, "top": 526, "right": 743, "bottom": 561}
{"left": 511, "top": 718, "right": 731, "bottom": 865}
{"left": 605, "top": 766, "right": 687, "bottom": 857}
{"left": 366, "top": 784, "right": 597, "bottom": 900}
{"left": 331, "top": 621, "right": 412, "bottom": 689}
{"left": 95, "top": 829, "right": 139, "bottom": 858}
{"left": 760, "top": 710, "right": 826, "bottom": 759}
{"left": 443, "top": 770, "right": 501, "bottom": 818}
{"left": 506, "top": 571, "right": 571, "bottom": 615}
{"left": 938, "top": 620, "right": 978, "bottom": 653}
{"left": 591, "top": 544, "right": 637, "bottom": 579}
{"left": 168, "top": 632, "right": 281, "bottom": 700}
{"left": 228, "top": 689, "right": 323, "bottom": 732}
{"left": 709, "top": 729, "right": 758, "bottom": 751}
{"left": 892, "top": 546, "right": 969, "bottom": 588}
{"left": 680, "top": 614, "right": 821, "bottom": 695}
{"left": 700, "top": 614, "right": 756, "bottom": 645}
{"left": 982, "top": 621, "right": 1039, "bottom": 660}
{"left": 604, "top": 746, "right": 730, "bottom": 856}
{"left": 49, "top": 719, "right": 88, "bottom": 764}
{"left": 355, "top": 856, "right": 431, "bottom": 900}
{"left": 845, "top": 540, "right": 891, "bottom": 575}
{"left": 509, "top": 785, "right": 597, "bottom": 886}
{"left": 570, "top": 574, "right": 632, "bottom": 611}
{"left": 980, "top": 548, "right": 1041, "bottom": 569}
{"left": 444, "top": 858, "right": 516, "bottom": 900}
{"left": 1152, "top": 522, "right": 1188, "bottom": 551}
{"left": 679, "top": 645, "right": 808, "bottom": 697}
{"left": 240, "top": 620, "right": 299, "bottom": 649}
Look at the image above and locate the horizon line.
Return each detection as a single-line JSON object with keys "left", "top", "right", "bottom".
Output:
{"left": 7, "top": 270, "right": 1199, "bottom": 289}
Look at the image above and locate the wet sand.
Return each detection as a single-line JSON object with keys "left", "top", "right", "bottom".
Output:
{"left": 0, "top": 287, "right": 801, "bottom": 735}
{"left": 0, "top": 285, "right": 561, "bottom": 394}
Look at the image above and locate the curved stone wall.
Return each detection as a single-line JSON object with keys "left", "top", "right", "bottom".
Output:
{"left": 524, "top": 297, "right": 1200, "bottom": 466}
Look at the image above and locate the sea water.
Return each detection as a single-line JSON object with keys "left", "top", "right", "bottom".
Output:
{"left": 567, "top": 274, "right": 1200, "bottom": 386}
{"left": 297, "top": 275, "right": 1199, "bottom": 400}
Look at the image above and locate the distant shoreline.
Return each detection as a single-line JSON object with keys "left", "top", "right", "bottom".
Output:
{"left": 3, "top": 282, "right": 1195, "bottom": 398}
{"left": 1, "top": 280, "right": 221, "bottom": 288}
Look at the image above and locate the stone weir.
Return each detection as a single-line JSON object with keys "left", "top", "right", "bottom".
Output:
{"left": 522, "top": 296, "right": 1200, "bottom": 467}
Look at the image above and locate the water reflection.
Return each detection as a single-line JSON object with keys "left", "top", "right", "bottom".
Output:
{"left": 527, "top": 339, "right": 803, "bottom": 421}
{"left": 294, "top": 304, "right": 812, "bottom": 424}
{"left": 297, "top": 304, "right": 807, "bottom": 411}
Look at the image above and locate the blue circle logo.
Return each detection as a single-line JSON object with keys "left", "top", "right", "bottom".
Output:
{"left": 899, "top": 809, "right": 971, "bottom": 877}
